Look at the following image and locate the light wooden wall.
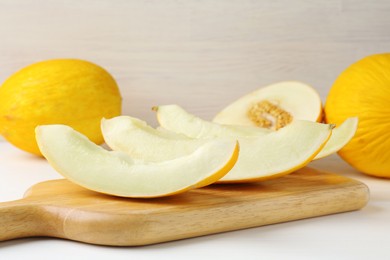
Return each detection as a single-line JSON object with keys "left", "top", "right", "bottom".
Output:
{"left": 0, "top": 0, "right": 389, "bottom": 124}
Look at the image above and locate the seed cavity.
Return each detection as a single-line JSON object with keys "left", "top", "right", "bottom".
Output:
{"left": 247, "top": 100, "right": 293, "bottom": 130}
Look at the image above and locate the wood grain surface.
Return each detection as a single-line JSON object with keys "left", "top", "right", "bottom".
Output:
{"left": 0, "top": 0, "right": 389, "bottom": 125}
{"left": 0, "top": 167, "right": 369, "bottom": 246}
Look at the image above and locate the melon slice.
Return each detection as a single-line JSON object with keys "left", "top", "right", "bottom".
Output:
{"left": 313, "top": 117, "right": 358, "bottom": 160}
{"left": 213, "top": 81, "right": 323, "bottom": 130}
{"left": 156, "top": 105, "right": 355, "bottom": 160}
{"left": 152, "top": 105, "right": 333, "bottom": 182}
{"left": 35, "top": 125, "right": 239, "bottom": 198}
{"left": 154, "top": 105, "right": 271, "bottom": 139}
{"left": 101, "top": 116, "right": 207, "bottom": 162}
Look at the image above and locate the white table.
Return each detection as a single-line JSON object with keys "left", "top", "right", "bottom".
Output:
{"left": 1, "top": 141, "right": 389, "bottom": 260}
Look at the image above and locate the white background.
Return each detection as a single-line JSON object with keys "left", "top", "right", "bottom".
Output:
{"left": 0, "top": 0, "right": 389, "bottom": 122}
{"left": 0, "top": 0, "right": 390, "bottom": 259}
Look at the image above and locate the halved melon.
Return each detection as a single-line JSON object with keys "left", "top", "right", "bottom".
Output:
{"left": 153, "top": 105, "right": 333, "bottom": 182}
{"left": 35, "top": 125, "right": 239, "bottom": 198}
{"left": 213, "top": 81, "right": 323, "bottom": 130}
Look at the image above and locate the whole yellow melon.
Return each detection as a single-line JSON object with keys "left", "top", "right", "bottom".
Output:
{"left": 0, "top": 59, "right": 122, "bottom": 155}
{"left": 325, "top": 53, "right": 390, "bottom": 177}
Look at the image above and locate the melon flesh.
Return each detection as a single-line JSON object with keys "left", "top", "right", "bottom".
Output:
{"left": 313, "top": 117, "right": 358, "bottom": 160}
{"left": 152, "top": 101, "right": 351, "bottom": 161}
{"left": 36, "top": 125, "right": 239, "bottom": 198}
{"left": 102, "top": 116, "right": 207, "bottom": 162}
{"left": 155, "top": 105, "right": 270, "bottom": 139}
{"left": 152, "top": 105, "right": 333, "bottom": 182}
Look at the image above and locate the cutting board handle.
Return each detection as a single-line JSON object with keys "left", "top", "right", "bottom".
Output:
{"left": 0, "top": 200, "right": 43, "bottom": 241}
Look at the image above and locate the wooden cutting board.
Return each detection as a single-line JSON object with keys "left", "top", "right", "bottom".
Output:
{"left": 0, "top": 167, "right": 369, "bottom": 246}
